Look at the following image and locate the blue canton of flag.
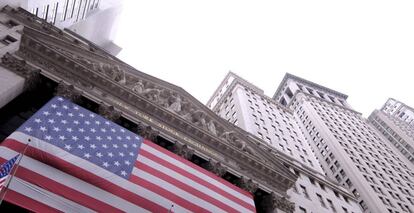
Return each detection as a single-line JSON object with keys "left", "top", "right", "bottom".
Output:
{"left": 0, "top": 154, "right": 19, "bottom": 190}
{"left": 17, "top": 97, "right": 143, "bottom": 179}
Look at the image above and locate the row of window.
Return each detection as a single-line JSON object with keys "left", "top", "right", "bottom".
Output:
{"left": 306, "top": 98, "right": 414, "bottom": 212}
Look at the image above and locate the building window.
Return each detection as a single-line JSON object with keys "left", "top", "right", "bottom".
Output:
{"left": 319, "top": 183, "right": 326, "bottom": 191}
{"left": 327, "top": 199, "right": 336, "bottom": 212}
{"left": 5, "top": 20, "right": 19, "bottom": 28}
{"left": 317, "top": 193, "right": 326, "bottom": 207}
{"left": 1, "top": 35, "right": 17, "bottom": 45}
{"left": 300, "top": 185, "right": 309, "bottom": 198}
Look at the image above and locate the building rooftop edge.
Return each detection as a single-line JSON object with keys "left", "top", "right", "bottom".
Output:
{"left": 382, "top": 97, "right": 414, "bottom": 112}
{"left": 272, "top": 73, "right": 349, "bottom": 100}
{"left": 206, "top": 71, "right": 263, "bottom": 106}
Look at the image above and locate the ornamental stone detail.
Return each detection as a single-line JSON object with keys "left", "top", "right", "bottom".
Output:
{"left": 98, "top": 103, "right": 122, "bottom": 121}
{"left": 235, "top": 177, "right": 259, "bottom": 194}
{"left": 173, "top": 143, "right": 195, "bottom": 160}
{"left": 54, "top": 82, "right": 82, "bottom": 103}
{"left": 0, "top": 52, "right": 40, "bottom": 91}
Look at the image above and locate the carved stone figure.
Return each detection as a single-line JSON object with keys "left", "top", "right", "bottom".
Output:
{"left": 111, "top": 65, "right": 126, "bottom": 84}
{"left": 156, "top": 89, "right": 170, "bottom": 108}
{"left": 142, "top": 88, "right": 161, "bottom": 103}
{"left": 238, "top": 140, "right": 256, "bottom": 156}
{"left": 207, "top": 120, "right": 217, "bottom": 135}
{"left": 167, "top": 94, "right": 182, "bottom": 113}
{"left": 179, "top": 102, "right": 194, "bottom": 121}
{"left": 131, "top": 80, "right": 145, "bottom": 94}
{"left": 220, "top": 131, "right": 255, "bottom": 155}
{"left": 220, "top": 131, "right": 238, "bottom": 144}
{"left": 192, "top": 110, "right": 207, "bottom": 129}
{"left": 92, "top": 62, "right": 126, "bottom": 84}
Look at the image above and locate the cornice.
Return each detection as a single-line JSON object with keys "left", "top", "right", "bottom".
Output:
{"left": 289, "top": 90, "right": 362, "bottom": 116}
{"left": 272, "top": 73, "right": 348, "bottom": 101}
{"left": 207, "top": 71, "right": 264, "bottom": 106}
{"left": 211, "top": 76, "right": 294, "bottom": 115}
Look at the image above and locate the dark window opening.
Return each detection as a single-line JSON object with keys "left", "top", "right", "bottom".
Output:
{"left": 1, "top": 35, "right": 17, "bottom": 45}
{"left": 5, "top": 20, "right": 19, "bottom": 28}
{"left": 286, "top": 88, "right": 294, "bottom": 98}
{"left": 280, "top": 98, "right": 287, "bottom": 106}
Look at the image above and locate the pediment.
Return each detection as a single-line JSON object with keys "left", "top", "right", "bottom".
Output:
{"left": 5, "top": 8, "right": 298, "bottom": 192}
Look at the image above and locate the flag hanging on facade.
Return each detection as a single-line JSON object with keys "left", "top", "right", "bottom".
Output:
{"left": 0, "top": 154, "right": 19, "bottom": 191}
{"left": 0, "top": 96, "right": 256, "bottom": 212}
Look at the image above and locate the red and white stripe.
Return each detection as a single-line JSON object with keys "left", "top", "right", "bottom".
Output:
{"left": 0, "top": 175, "right": 8, "bottom": 190}
{"left": 0, "top": 132, "right": 256, "bottom": 212}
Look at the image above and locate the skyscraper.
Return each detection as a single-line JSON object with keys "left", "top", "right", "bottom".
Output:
{"left": 209, "top": 72, "right": 414, "bottom": 212}
{"left": 208, "top": 72, "right": 362, "bottom": 213}
{"left": 369, "top": 98, "right": 414, "bottom": 164}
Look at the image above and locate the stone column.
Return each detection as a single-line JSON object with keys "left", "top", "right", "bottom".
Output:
{"left": 173, "top": 143, "right": 194, "bottom": 160}
{"left": 203, "top": 159, "right": 227, "bottom": 177}
{"left": 54, "top": 82, "right": 82, "bottom": 103}
{"left": 98, "top": 103, "right": 121, "bottom": 122}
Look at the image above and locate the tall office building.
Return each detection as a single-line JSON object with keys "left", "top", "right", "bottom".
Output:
{"left": 368, "top": 98, "right": 414, "bottom": 164}
{"left": 0, "top": 0, "right": 122, "bottom": 55}
{"left": 208, "top": 72, "right": 362, "bottom": 213}
{"left": 209, "top": 72, "right": 414, "bottom": 212}
{"left": 273, "top": 74, "right": 414, "bottom": 212}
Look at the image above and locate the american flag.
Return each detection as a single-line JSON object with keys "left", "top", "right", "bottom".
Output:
{"left": 0, "top": 96, "right": 256, "bottom": 212}
{"left": 0, "top": 154, "right": 19, "bottom": 191}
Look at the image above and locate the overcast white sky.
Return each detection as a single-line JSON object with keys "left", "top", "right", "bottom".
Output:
{"left": 115, "top": 0, "right": 414, "bottom": 117}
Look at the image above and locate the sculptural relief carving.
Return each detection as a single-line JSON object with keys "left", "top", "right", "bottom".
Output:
{"left": 235, "top": 177, "right": 258, "bottom": 194}
{"left": 174, "top": 143, "right": 194, "bottom": 160}
{"left": 54, "top": 82, "right": 82, "bottom": 102}
{"left": 167, "top": 93, "right": 182, "bottom": 113}
{"left": 98, "top": 104, "right": 121, "bottom": 121}
{"left": 137, "top": 122, "right": 159, "bottom": 142}
{"left": 131, "top": 80, "right": 145, "bottom": 94}
{"left": 270, "top": 193, "right": 295, "bottom": 213}
{"left": 219, "top": 131, "right": 255, "bottom": 155}
{"left": 92, "top": 62, "right": 126, "bottom": 85}
{"left": 207, "top": 120, "right": 217, "bottom": 136}
{"left": 142, "top": 87, "right": 162, "bottom": 103}
{"left": 204, "top": 159, "right": 227, "bottom": 177}
{"left": 192, "top": 110, "right": 207, "bottom": 129}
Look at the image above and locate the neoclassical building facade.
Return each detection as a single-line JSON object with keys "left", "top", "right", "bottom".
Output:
{"left": 0, "top": 6, "right": 298, "bottom": 212}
